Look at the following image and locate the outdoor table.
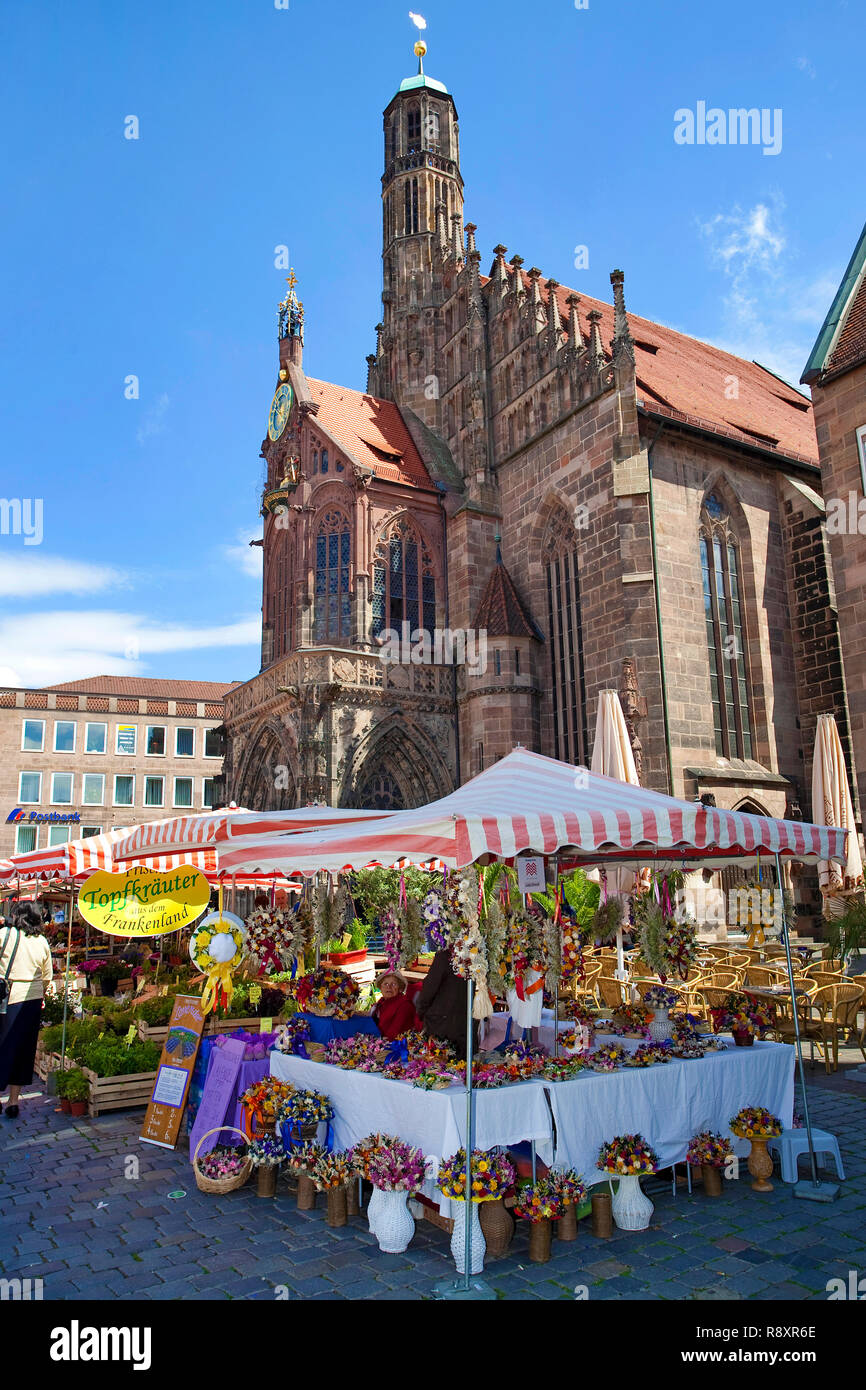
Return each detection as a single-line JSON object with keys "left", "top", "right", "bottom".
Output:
{"left": 543, "top": 1038, "right": 794, "bottom": 1181}
{"left": 298, "top": 1011, "right": 380, "bottom": 1045}
{"left": 483, "top": 1007, "right": 574, "bottom": 1054}
{"left": 269, "top": 1050, "right": 554, "bottom": 1217}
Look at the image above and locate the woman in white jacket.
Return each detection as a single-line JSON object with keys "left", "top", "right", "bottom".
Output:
{"left": 0, "top": 901, "right": 53, "bottom": 1119}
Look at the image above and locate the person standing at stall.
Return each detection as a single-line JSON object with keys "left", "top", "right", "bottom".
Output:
{"left": 0, "top": 902, "right": 53, "bottom": 1119}
{"left": 415, "top": 948, "right": 478, "bottom": 1059}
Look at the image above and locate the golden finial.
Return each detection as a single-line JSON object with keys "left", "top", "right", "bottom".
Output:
{"left": 286, "top": 269, "right": 298, "bottom": 291}
{"left": 409, "top": 12, "right": 427, "bottom": 67}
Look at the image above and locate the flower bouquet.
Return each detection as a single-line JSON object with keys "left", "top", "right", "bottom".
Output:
{"left": 245, "top": 906, "right": 299, "bottom": 974}
{"left": 729, "top": 1107, "right": 782, "bottom": 1193}
{"left": 643, "top": 984, "right": 679, "bottom": 1011}
{"left": 598, "top": 1132, "right": 659, "bottom": 1231}
{"left": 294, "top": 964, "right": 359, "bottom": 1020}
{"left": 513, "top": 1180, "right": 562, "bottom": 1222}
{"left": 286, "top": 1141, "right": 327, "bottom": 1175}
{"left": 248, "top": 1132, "right": 286, "bottom": 1197}
{"left": 712, "top": 993, "right": 774, "bottom": 1043}
{"left": 411, "top": 1064, "right": 458, "bottom": 1090}
{"left": 437, "top": 1148, "right": 515, "bottom": 1203}
{"left": 610, "top": 1003, "right": 651, "bottom": 1038}
{"left": 687, "top": 1130, "right": 731, "bottom": 1166}
{"left": 729, "top": 1106, "right": 782, "bottom": 1139}
{"left": 277, "top": 1087, "right": 334, "bottom": 1147}
{"left": 365, "top": 1136, "right": 427, "bottom": 1192}
{"left": 240, "top": 1077, "right": 295, "bottom": 1136}
{"left": 350, "top": 1134, "right": 428, "bottom": 1251}
{"left": 671, "top": 1035, "right": 706, "bottom": 1059}
{"left": 192, "top": 1130, "right": 253, "bottom": 1195}
{"left": 587, "top": 1043, "right": 627, "bottom": 1072}
{"left": 542, "top": 1057, "right": 587, "bottom": 1082}
{"left": 273, "top": 1017, "right": 312, "bottom": 1055}
{"left": 598, "top": 1133, "right": 659, "bottom": 1176}
{"left": 305, "top": 1149, "right": 353, "bottom": 1225}
{"left": 625, "top": 1042, "right": 672, "bottom": 1067}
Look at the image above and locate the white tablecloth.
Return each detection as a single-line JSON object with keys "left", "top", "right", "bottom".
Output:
{"left": 545, "top": 1040, "right": 794, "bottom": 1184}
{"left": 269, "top": 1052, "right": 554, "bottom": 1216}
{"left": 483, "top": 1008, "right": 576, "bottom": 1054}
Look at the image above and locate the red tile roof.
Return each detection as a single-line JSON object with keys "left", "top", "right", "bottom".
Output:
{"left": 472, "top": 561, "right": 542, "bottom": 639}
{"left": 41, "top": 677, "right": 239, "bottom": 700}
{"left": 827, "top": 272, "right": 866, "bottom": 376}
{"left": 488, "top": 270, "right": 818, "bottom": 466}
{"left": 306, "top": 379, "right": 434, "bottom": 488}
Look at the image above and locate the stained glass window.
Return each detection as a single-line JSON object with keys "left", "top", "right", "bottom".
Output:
{"left": 315, "top": 510, "right": 351, "bottom": 643}
{"left": 544, "top": 508, "right": 587, "bottom": 766}
{"left": 700, "top": 497, "right": 753, "bottom": 759}
{"left": 371, "top": 517, "right": 436, "bottom": 638}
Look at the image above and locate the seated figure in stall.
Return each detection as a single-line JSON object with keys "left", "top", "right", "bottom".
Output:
{"left": 372, "top": 970, "right": 420, "bottom": 1039}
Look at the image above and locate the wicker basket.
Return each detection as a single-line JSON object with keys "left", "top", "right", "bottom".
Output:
{"left": 192, "top": 1126, "right": 253, "bottom": 1195}
{"left": 306, "top": 1004, "right": 336, "bottom": 1018}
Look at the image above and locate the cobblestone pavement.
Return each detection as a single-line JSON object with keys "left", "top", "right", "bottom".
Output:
{"left": 2, "top": 1069, "right": 864, "bottom": 1302}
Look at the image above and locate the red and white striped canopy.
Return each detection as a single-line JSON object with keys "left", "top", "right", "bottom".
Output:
{"left": 3, "top": 830, "right": 298, "bottom": 888}
{"left": 216, "top": 748, "right": 848, "bottom": 877}
{"left": 113, "top": 805, "right": 393, "bottom": 861}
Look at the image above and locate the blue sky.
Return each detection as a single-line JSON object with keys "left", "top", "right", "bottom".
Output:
{"left": 1, "top": 0, "right": 862, "bottom": 688}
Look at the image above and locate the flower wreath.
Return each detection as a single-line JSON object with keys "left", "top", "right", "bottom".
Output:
{"left": 189, "top": 911, "right": 247, "bottom": 1013}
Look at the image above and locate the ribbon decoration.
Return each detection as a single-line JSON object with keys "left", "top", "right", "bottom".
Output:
{"left": 201, "top": 960, "right": 235, "bottom": 1015}
{"left": 385, "top": 1038, "right": 410, "bottom": 1068}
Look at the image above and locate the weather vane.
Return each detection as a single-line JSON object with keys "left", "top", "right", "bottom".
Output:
{"left": 409, "top": 11, "right": 427, "bottom": 71}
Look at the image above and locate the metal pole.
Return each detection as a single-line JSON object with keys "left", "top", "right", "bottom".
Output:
{"left": 463, "top": 975, "right": 474, "bottom": 1291}
{"left": 59, "top": 881, "right": 74, "bottom": 1074}
{"left": 774, "top": 851, "right": 820, "bottom": 1185}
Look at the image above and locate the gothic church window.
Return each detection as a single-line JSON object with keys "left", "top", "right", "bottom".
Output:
{"left": 425, "top": 106, "right": 440, "bottom": 149}
{"left": 544, "top": 507, "right": 587, "bottom": 766}
{"left": 699, "top": 493, "right": 754, "bottom": 759}
{"left": 404, "top": 177, "right": 419, "bottom": 234}
{"left": 372, "top": 517, "right": 436, "bottom": 638}
{"left": 314, "top": 509, "right": 351, "bottom": 644}
{"left": 321, "top": 448, "right": 328, "bottom": 473}
{"left": 407, "top": 105, "right": 421, "bottom": 150}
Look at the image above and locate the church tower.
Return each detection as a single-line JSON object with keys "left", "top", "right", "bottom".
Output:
{"left": 368, "top": 22, "right": 463, "bottom": 426}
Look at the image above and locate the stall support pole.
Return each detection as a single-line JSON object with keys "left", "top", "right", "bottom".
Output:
{"left": 433, "top": 974, "right": 494, "bottom": 1300}
{"left": 59, "top": 882, "right": 74, "bottom": 1075}
{"left": 774, "top": 851, "right": 839, "bottom": 1202}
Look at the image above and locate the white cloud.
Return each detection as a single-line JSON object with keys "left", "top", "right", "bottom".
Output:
{"left": 697, "top": 199, "right": 835, "bottom": 384}
{"left": 797, "top": 56, "right": 816, "bottom": 79}
{"left": 224, "top": 527, "right": 264, "bottom": 578}
{"left": 0, "top": 554, "right": 125, "bottom": 598}
{"left": 0, "top": 610, "right": 260, "bottom": 688}
{"left": 136, "top": 392, "right": 170, "bottom": 445}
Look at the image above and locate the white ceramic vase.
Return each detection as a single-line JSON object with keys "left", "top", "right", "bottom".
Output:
{"left": 611, "top": 1174, "right": 654, "bottom": 1231}
{"left": 648, "top": 1008, "right": 673, "bottom": 1042}
{"left": 450, "top": 1200, "right": 486, "bottom": 1274}
{"left": 372, "top": 1187, "right": 415, "bottom": 1254}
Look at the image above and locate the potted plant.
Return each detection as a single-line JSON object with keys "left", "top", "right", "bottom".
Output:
{"left": 437, "top": 1148, "right": 516, "bottom": 1274}
{"left": 729, "top": 1107, "right": 782, "bottom": 1192}
{"left": 349, "top": 1133, "right": 426, "bottom": 1252}
{"left": 55, "top": 1069, "right": 72, "bottom": 1113}
{"left": 686, "top": 1130, "right": 731, "bottom": 1197}
{"left": 323, "top": 918, "right": 371, "bottom": 967}
{"left": 64, "top": 1068, "right": 91, "bottom": 1117}
{"left": 824, "top": 897, "right": 866, "bottom": 970}
{"left": 597, "top": 1133, "right": 660, "bottom": 1231}
{"left": 248, "top": 1133, "right": 286, "bottom": 1198}
{"left": 513, "top": 1180, "right": 563, "bottom": 1262}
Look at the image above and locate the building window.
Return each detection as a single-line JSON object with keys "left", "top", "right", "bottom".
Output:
{"left": 315, "top": 510, "right": 352, "bottom": 643}
{"left": 85, "top": 722, "right": 107, "bottom": 754}
{"left": 15, "top": 824, "right": 37, "bottom": 853}
{"left": 175, "top": 727, "right": 194, "bottom": 757}
{"left": 144, "top": 777, "right": 164, "bottom": 808}
{"left": 313, "top": 449, "right": 318, "bottom": 474}
{"left": 82, "top": 774, "right": 104, "bottom": 806}
{"left": 514, "top": 648, "right": 521, "bottom": 676}
{"left": 407, "top": 104, "right": 421, "bottom": 148}
{"left": 404, "top": 177, "right": 419, "bottom": 234}
{"left": 146, "top": 726, "right": 166, "bottom": 756}
{"left": 425, "top": 106, "right": 440, "bottom": 148}
{"left": 116, "top": 725, "right": 137, "bottom": 755}
{"left": 19, "top": 771, "right": 42, "bottom": 803}
{"left": 321, "top": 448, "right": 328, "bottom": 474}
{"left": 48, "top": 826, "right": 71, "bottom": 847}
{"left": 372, "top": 516, "right": 436, "bottom": 638}
{"left": 82, "top": 825, "right": 103, "bottom": 838}
{"left": 51, "top": 773, "right": 73, "bottom": 805}
{"left": 113, "top": 775, "right": 135, "bottom": 807}
{"left": 494, "top": 650, "right": 502, "bottom": 676}
{"left": 21, "top": 719, "right": 44, "bottom": 752}
{"left": 204, "top": 728, "right": 223, "bottom": 759}
{"left": 202, "top": 777, "right": 216, "bottom": 809}
{"left": 475, "top": 742, "right": 484, "bottom": 774}
{"left": 700, "top": 493, "right": 754, "bottom": 759}
{"left": 173, "top": 777, "right": 193, "bottom": 808}
{"left": 544, "top": 507, "right": 587, "bottom": 766}
{"left": 54, "top": 720, "right": 76, "bottom": 753}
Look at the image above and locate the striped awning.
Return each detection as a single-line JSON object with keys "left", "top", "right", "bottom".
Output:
{"left": 113, "top": 805, "right": 393, "bottom": 861}
{"left": 216, "top": 748, "right": 848, "bottom": 877}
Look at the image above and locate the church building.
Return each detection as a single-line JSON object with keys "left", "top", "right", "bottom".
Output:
{"left": 219, "top": 38, "right": 855, "bottom": 924}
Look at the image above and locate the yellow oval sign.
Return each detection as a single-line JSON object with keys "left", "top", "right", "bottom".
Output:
{"left": 77, "top": 866, "right": 210, "bottom": 937}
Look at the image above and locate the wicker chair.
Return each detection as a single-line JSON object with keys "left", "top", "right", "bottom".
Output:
{"left": 725, "top": 952, "right": 751, "bottom": 969}
{"left": 573, "top": 961, "right": 602, "bottom": 1006}
{"left": 596, "top": 974, "right": 627, "bottom": 1010}
{"left": 744, "top": 965, "right": 786, "bottom": 989}
{"left": 808, "top": 984, "right": 864, "bottom": 1071}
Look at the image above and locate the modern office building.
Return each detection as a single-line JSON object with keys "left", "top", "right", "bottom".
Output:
{"left": 0, "top": 676, "right": 237, "bottom": 859}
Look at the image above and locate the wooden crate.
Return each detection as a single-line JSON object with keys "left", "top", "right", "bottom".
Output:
{"left": 82, "top": 1066, "right": 157, "bottom": 1118}
{"left": 137, "top": 1014, "right": 282, "bottom": 1044}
